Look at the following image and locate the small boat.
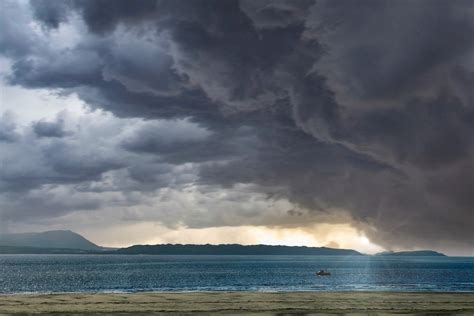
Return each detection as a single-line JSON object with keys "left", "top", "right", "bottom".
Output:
{"left": 316, "top": 269, "right": 331, "bottom": 276}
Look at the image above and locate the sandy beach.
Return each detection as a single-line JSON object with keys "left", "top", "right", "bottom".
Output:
{"left": 0, "top": 291, "right": 473, "bottom": 315}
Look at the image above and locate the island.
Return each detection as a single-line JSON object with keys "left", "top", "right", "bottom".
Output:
{"left": 376, "top": 250, "right": 447, "bottom": 257}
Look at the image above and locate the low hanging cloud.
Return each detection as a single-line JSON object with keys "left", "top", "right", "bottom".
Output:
{"left": 0, "top": 0, "right": 473, "bottom": 254}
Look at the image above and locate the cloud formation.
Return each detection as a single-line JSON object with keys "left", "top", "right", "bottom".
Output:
{"left": 0, "top": 0, "right": 473, "bottom": 254}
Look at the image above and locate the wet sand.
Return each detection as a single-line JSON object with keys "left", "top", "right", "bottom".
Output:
{"left": 1, "top": 291, "right": 473, "bottom": 315}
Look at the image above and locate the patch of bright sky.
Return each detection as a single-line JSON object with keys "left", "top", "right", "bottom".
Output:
{"left": 0, "top": 2, "right": 90, "bottom": 125}
{"left": 0, "top": 58, "right": 87, "bottom": 125}
{"left": 89, "top": 223, "right": 384, "bottom": 254}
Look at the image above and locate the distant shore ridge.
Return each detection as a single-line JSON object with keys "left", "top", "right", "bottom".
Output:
{"left": 0, "top": 230, "right": 447, "bottom": 256}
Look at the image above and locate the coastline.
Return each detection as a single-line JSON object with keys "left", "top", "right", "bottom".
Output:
{"left": 1, "top": 291, "right": 473, "bottom": 315}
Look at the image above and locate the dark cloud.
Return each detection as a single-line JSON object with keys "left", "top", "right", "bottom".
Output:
{"left": 0, "top": 137, "right": 125, "bottom": 194}
{"left": 121, "top": 119, "right": 258, "bottom": 166}
{"left": 0, "top": 188, "right": 102, "bottom": 222}
{"left": 8, "top": 48, "right": 103, "bottom": 89}
{"left": 309, "top": 0, "right": 474, "bottom": 104}
{"left": 346, "top": 95, "right": 474, "bottom": 170}
{"left": 30, "top": 0, "right": 158, "bottom": 33}
{"left": 239, "top": 0, "right": 314, "bottom": 29}
{"left": 0, "top": 0, "right": 473, "bottom": 253}
{"left": 72, "top": 0, "right": 158, "bottom": 34}
{"left": 29, "top": 0, "right": 71, "bottom": 29}
{"left": 32, "top": 118, "right": 70, "bottom": 138}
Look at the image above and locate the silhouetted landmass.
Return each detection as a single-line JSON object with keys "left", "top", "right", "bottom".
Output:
{"left": 0, "top": 245, "right": 97, "bottom": 254}
{"left": 375, "top": 250, "right": 446, "bottom": 257}
{"left": 0, "top": 230, "right": 102, "bottom": 251}
{"left": 115, "top": 244, "right": 364, "bottom": 256}
{"left": 0, "top": 230, "right": 452, "bottom": 256}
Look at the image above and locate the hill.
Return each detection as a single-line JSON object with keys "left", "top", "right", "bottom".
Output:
{"left": 0, "top": 245, "right": 97, "bottom": 254}
{"left": 375, "top": 250, "right": 446, "bottom": 257}
{"left": 0, "top": 230, "right": 102, "bottom": 251}
{"left": 115, "top": 244, "right": 364, "bottom": 256}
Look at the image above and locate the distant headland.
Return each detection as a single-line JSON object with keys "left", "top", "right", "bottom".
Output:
{"left": 0, "top": 230, "right": 448, "bottom": 256}
{"left": 375, "top": 250, "right": 446, "bottom": 257}
{"left": 115, "top": 244, "right": 363, "bottom": 256}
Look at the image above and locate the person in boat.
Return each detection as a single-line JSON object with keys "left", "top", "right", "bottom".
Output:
{"left": 316, "top": 269, "right": 331, "bottom": 276}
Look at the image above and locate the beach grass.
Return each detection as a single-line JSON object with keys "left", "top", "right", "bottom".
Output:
{"left": 1, "top": 291, "right": 473, "bottom": 315}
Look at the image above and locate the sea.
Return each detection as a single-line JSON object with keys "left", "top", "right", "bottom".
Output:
{"left": 0, "top": 255, "right": 473, "bottom": 293}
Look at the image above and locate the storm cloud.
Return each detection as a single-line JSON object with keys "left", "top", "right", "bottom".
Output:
{"left": 0, "top": 0, "right": 473, "bottom": 254}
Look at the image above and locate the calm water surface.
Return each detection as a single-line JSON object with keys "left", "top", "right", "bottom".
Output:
{"left": 0, "top": 255, "right": 473, "bottom": 293}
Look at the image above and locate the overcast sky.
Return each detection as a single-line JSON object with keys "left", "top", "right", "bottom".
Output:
{"left": 0, "top": 0, "right": 473, "bottom": 255}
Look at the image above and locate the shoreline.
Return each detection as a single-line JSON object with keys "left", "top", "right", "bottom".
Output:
{"left": 2, "top": 290, "right": 474, "bottom": 294}
{"left": 1, "top": 291, "right": 473, "bottom": 315}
